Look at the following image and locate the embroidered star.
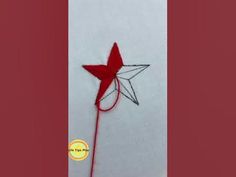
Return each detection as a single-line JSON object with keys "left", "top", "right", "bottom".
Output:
{"left": 83, "top": 42, "right": 149, "bottom": 105}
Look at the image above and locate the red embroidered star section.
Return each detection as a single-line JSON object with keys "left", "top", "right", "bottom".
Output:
{"left": 83, "top": 42, "right": 124, "bottom": 105}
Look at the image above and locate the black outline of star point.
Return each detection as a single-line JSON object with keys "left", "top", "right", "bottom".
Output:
{"left": 100, "top": 64, "right": 150, "bottom": 105}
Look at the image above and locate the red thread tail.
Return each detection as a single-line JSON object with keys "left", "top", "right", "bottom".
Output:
{"left": 90, "top": 104, "right": 100, "bottom": 177}
{"left": 90, "top": 78, "right": 121, "bottom": 177}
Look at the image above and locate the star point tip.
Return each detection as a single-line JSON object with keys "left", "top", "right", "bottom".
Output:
{"left": 82, "top": 65, "right": 89, "bottom": 69}
{"left": 113, "top": 42, "right": 118, "bottom": 47}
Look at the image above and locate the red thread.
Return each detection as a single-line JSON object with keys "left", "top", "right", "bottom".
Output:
{"left": 90, "top": 77, "right": 121, "bottom": 177}
{"left": 83, "top": 43, "right": 123, "bottom": 177}
{"left": 97, "top": 77, "right": 121, "bottom": 112}
{"left": 89, "top": 104, "right": 100, "bottom": 177}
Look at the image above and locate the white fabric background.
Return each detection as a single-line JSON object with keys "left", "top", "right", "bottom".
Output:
{"left": 69, "top": 0, "right": 167, "bottom": 177}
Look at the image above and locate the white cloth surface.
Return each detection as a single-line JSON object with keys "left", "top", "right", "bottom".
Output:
{"left": 69, "top": 0, "right": 167, "bottom": 176}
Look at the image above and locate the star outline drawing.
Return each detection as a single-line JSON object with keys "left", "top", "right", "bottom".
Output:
{"left": 83, "top": 42, "right": 150, "bottom": 106}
